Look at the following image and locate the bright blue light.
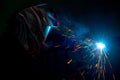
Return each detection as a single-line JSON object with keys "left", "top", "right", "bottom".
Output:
{"left": 45, "top": 15, "right": 58, "bottom": 38}
{"left": 45, "top": 26, "right": 51, "bottom": 38}
{"left": 96, "top": 42, "right": 105, "bottom": 50}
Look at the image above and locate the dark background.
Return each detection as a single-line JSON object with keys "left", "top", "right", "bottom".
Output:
{"left": 1, "top": 0, "right": 120, "bottom": 79}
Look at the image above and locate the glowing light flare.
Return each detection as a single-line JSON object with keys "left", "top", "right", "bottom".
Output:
{"left": 96, "top": 42, "right": 105, "bottom": 50}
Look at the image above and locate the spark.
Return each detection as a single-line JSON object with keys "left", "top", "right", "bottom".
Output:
{"left": 54, "top": 45, "right": 61, "bottom": 48}
{"left": 67, "top": 59, "right": 72, "bottom": 64}
{"left": 48, "top": 24, "right": 115, "bottom": 80}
